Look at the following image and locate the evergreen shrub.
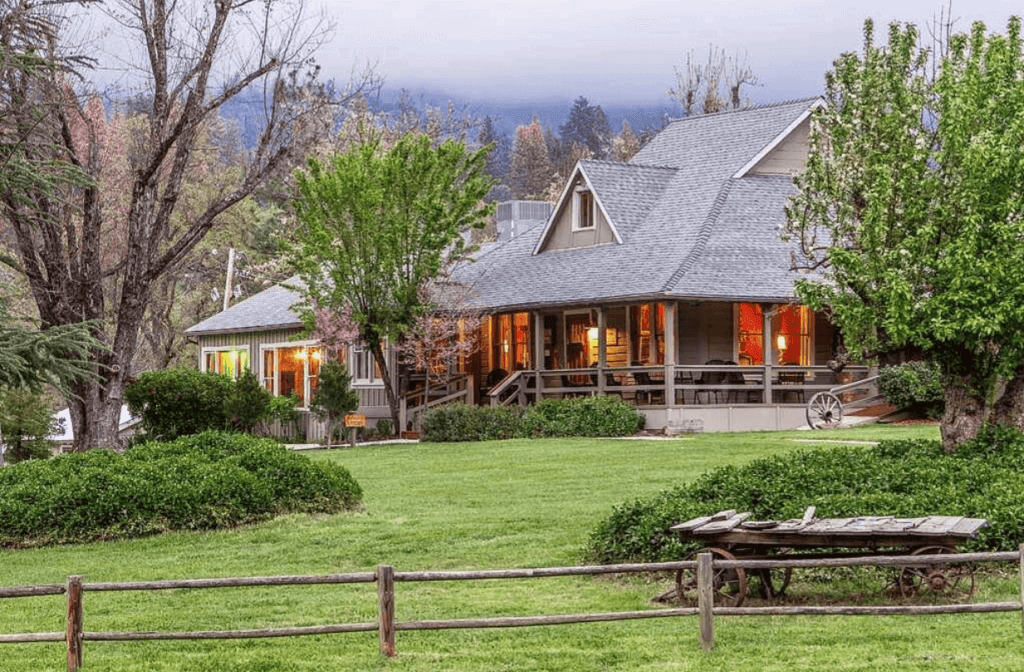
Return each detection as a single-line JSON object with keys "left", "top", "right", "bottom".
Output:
{"left": 0, "top": 431, "right": 362, "bottom": 547}
{"left": 584, "top": 426, "right": 1024, "bottom": 565}
{"left": 224, "top": 370, "right": 272, "bottom": 432}
{"left": 421, "top": 403, "right": 522, "bottom": 442}
{"left": 878, "top": 361, "right": 945, "bottom": 417}
{"left": 125, "top": 368, "right": 234, "bottom": 440}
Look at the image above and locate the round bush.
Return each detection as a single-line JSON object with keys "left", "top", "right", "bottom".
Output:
{"left": 125, "top": 368, "right": 235, "bottom": 440}
{"left": 878, "top": 361, "right": 945, "bottom": 417}
{"left": 0, "top": 431, "right": 362, "bottom": 547}
{"left": 520, "top": 396, "right": 645, "bottom": 438}
{"left": 584, "top": 426, "right": 1024, "bottom": 565}
{"left": 421, "top": 403, "right": 522, "bottom": 442}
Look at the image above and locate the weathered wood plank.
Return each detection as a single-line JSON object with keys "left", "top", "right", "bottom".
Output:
{"left": 671, "top": 516, "right": 713, "bottom": 532}
{"left": 949, "top": 517, "right": 989, "bottom": 537}
{"left": 913, "top": 516, "right": 965, "bottom": 536}
{"left": 740, "top": 521, "right": 778, "bottom": 530}
{"left": 801, "top": 506, "right": 817, "bottom": 523}
{"left": 709, "top": 510, "right": 736, "bottom": 522}
{"left": 693, "top": 512, "right": 752, "bottom": 534}
{"left": 698, "top": 553, "right": 714, "bottom": 651}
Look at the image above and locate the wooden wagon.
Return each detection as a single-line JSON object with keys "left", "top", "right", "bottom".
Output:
{"left": 666, "top": 507, "right": 989, "bottom": 606}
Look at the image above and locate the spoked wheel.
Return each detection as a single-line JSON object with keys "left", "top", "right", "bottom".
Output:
{"left": 753, "top": 550, "right": 793, "bottom": 600}
{"left": 806, "top": 392, "right": 843, "bottom": 429}
{"left": 890, "top": 545, "right": 975, "bottom": 600}
{"left": 675, "top": 547, "right": 748, "bottom": 607}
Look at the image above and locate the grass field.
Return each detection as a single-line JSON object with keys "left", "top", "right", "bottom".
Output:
{"left": 2, "top": 424, "right": 1022, "bottom": 671}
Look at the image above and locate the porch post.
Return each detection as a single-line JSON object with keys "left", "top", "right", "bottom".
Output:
{"left": 597, "top": 307, "right": 607, "bottom": 394}
{"left": 533, "top": 312, "right": 545, "bottom": 399}
{"left": 763, "top": 303, "right": 774, "bottom": 404}
{"left": 664, "top": 301, "right": 676, "bottom": 407}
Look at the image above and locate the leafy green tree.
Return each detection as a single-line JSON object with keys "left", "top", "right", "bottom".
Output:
{"left": 0, "top": 386, "right": 58, "bottom": 463}
{"left": 784, "top": 18, "right": 1024, "bottom": 450}
{"left": 291, "top": 132, "right": 494, "bottom": 432}
{"left": 309, "top": 360, "right": 359, "bottom": 449}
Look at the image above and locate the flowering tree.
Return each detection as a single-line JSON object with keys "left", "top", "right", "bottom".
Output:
{"left": 509, "top": 116, "right": 554, "bottom": 200}
{"left": 784, "top": 18, "right": 1024, "bottom": 450}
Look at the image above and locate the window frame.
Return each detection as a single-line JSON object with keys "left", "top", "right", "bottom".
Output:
{"left": 571, "top": 187, "right": 595, "bottom": 231}
{"left": 200, "top": 345, "right": 251, "bottom": 381}
{"left": 350, "top": 341, "right": 386, "bottom": 388}
{"left": 259, "top": 339, "right": 321, "bottom": 408}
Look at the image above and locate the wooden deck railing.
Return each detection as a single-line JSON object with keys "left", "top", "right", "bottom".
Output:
{"left": 2, "top": 547, "right": 1022, "bottom": 668}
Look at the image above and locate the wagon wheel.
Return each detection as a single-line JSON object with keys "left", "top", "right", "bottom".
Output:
{"left": 890, "top": 545, "right": 975, "bottom": 599}
{"left": 675, "top": 547, "right": 748, "bottom": 607}
{"left": 752, "top": 549, "right": 793, "bottom": 600}
{"left": 806, "top": 392, "right": 843, "bottom": 429}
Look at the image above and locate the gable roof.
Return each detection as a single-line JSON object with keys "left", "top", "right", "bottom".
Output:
{"left": 454, "top": 97, "right": 820, "bottom": 310}
{"left": 185, "top": 277, "right": 306, "bottom": 335}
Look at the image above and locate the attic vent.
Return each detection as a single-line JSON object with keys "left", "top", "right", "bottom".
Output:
{"left": 497, "top": 200, "right": 553, "bottom": 242}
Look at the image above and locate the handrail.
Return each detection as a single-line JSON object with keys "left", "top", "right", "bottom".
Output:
{"left": 830, "top": 374, "right": 878, "bottom": 395}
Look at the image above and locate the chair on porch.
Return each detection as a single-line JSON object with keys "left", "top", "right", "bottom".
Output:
{"left": 633, "top": 367, "right": 665, "bottom": 405}
{"left": 560, "top": 374, "right": 589, "bottom": 399}
{"left": 776, "top": 364, "right": 806, "bottom": 403}
{"left": 724, "top": 360, "right": 761, "bottom": 403}
{"left": 589, "top": 364, "right": 622, "bottom": 398}
{"left": 695, "top": 359, "right": 726, "bottom": 404}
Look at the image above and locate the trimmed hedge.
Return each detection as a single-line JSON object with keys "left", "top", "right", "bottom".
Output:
{"left": 421, "top": 396, "right": 645, "bottom": 442}
{"left": 125, "top": 368, "right": 234, "bottom": 440}
{"left": 584, "top": 425, "right": 1024, "bottom": 565}
{"left": 0, "top": 431, "right": 362, "bottom": 547}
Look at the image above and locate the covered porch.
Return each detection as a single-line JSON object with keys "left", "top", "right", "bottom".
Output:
{"left": 469, "top": 300, "right": 873, "bottom": 432}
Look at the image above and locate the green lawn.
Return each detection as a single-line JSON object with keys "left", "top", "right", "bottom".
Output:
{"left": 3, "top": 424, "right": 1022, "bottom": 671}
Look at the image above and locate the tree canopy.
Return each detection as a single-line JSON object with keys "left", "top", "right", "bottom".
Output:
{"left": 290, "top": 132, "right": 494, "bottom": 431}
{"left": 784, "top": 18, "right": 1024, "bottom": 450}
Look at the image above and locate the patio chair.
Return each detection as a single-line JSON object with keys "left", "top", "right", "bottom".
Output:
{"left": 776, "top": 364, "right": 806, "bottom": 403}
{"left": 633, "top": 367, "right": 665, "bottom": 405}
{"left": 724, "top": 360, "right": 761, "bottom": 403}
{"left": 695, "top": 359, "right": 726, "bottom": 404}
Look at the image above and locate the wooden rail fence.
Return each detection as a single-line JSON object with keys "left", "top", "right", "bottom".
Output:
{"left": 1, "top": 547, "right": 1023, "bottom": 669}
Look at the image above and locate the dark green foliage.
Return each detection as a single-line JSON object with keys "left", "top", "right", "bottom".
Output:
{"left": 584, "top": 427, "right": 1024, "bottom": 565}
{"left": 375, "top": 418, "right": 394, "bottom": 437}
{"left": 0, "top": 386, "right": 57, "bottom": 462}
{"left": 519, "top": 396, "right": 645, "bottom": 438}
{"left": 0, "top": 431, "right": 362, "bottom": 547}
{"left": 421, "top": 403, "right": 523, "bottom": 442}
{"left": 309, "top": 360, "right": 359, "bottom": 445}
{"left": 223, "top": 369, "right": 272, "bottom": 432}
{"left": 125, "top": 368, "right": 234, "bottom": 440}
{"left": 878, "top": 361, "right": 945, "bottom": 417}
{"left": 421, "top": 397, "right": 644, "bottom": 442}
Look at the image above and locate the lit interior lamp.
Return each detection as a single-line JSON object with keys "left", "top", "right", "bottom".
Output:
{"left": 503, "top": 342, "right": 509, "bottom": 352}
{"left": 311, "top": 350, "right": 322, "bottom": 361}
{"left": 296, "top": 349, "right": 308, "bottom": 360}
{"left": 587, "top": 327, "right": 599, "bottom": 342}
{"left": 776, "top": 335, "right": 787, "bottom": 362}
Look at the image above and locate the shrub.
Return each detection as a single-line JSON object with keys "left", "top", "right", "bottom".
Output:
{"left": 421, "top": 403, "right": 522, "bottom": 442}
{"left": 0, "top": 431, "right": 362, "bottom": 547}
{"left": 520, "top": 396, "right": 644, "bottom": 438}
{"left": 0, "top": 386, "right": 58, "bottom": 463}
{"left": 375, "top": 418, "right": 394, "bottom": 437}
{"left": 878, "top": 361, "right": 944, "bottom": 417}
{"left": 125, "top": 369, "right": 234, "bottom": 440}
{"left": 584, "top": 427, "right": 1024, "bottom": 565}
{"left": 224, "top": 370, "right": 272, "bottom": 432}
{"left": 309, "top": 360, "right": 359, "bottom": 448}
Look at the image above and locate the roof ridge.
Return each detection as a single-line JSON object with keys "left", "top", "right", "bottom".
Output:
{"left": 580, "top": 158, "right": 678, "bottom": 171}
{"left": 663, "top": 96, "right": 820, "bottom": 126}
{"left": 661, "top": 179, "right": 735, "bottom": 293}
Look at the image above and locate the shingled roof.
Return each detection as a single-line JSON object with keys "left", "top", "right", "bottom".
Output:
{"left": 455, "top": 97, "right": 819, "bottom": 311}
{"left": 185, "top": 98, "right": 819, "bottom": 335}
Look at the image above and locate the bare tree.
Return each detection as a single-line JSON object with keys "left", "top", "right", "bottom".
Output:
{"left": 668, "top": 45, "right": 759, "bottom": 116}
{"left": 0, "top": 0, "right": 374, "bottom": 450}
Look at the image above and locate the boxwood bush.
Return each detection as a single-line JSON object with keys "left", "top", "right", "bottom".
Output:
{"left": 584, "top": 426, "right": 1024, "bottom": 565}
{"left": 878, "top": 361, "right": 945, "bottom": 417}
{"left": 0, "top": 431, "right": 362, "bottom": 547}
{"left": 125, "top": 368, "right": 235, "bottom": 440}
{"left": 421, "top": 396, "right": 645, "bottom": 442}
{"left": 421, "top": 403, "right": 522, "bottom": 442}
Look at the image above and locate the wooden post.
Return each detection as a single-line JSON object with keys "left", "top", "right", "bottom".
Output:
{"left": 664, "top": 301, "right": 676, "bottom": 406}
{"left": 399, "top": 397, "right": 407, "bottom": 433}
{"left": 349, "top": 427, "right": 356, "bottom": 448}
{"left": 1019, "top": 543, "right": 1024, "bottom": 636}
{"left": 697, "top": 552, "right": 714, "bottom": 651}
{"left": 66, "top": 575, "right": 83, "bottom": 671}
{"left": 597, "top": 308, "right": 607, "bottom": 395}
{"left": 377, "top": 564, "right": 396, "bottom": 658}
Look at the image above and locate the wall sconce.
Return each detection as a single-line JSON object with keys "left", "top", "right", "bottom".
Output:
{"left": 296, "top": 348, "right": 308, "bottom": 360}
{"left": 311, "top": 350, "right": 322, "bottom": 361}
{"left": 776, "top": 335, "right": 787, "bottom": 351}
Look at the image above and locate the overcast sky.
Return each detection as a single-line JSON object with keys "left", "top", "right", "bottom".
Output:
{"left": 322, "top": 0, "right": 1021, "bottom": 106}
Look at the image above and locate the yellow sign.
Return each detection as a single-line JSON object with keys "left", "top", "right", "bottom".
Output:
{"left": 344, "top": 414, "right": 367, "bottom": 428}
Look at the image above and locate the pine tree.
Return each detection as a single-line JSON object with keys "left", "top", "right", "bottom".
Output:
{"left": 310, "top": 361, "right": 359, "bottom": 449}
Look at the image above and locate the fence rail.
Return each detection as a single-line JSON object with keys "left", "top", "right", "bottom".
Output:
{"left": 1, "top": 549, "right": 1022, "bottom": 669}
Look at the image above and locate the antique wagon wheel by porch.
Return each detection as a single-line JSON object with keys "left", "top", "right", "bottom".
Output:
{"left": 675, "top": 547, "right": 748, "bottom": 607}
{"left": 889, "top": 545, "right": 975, "bottom": 599}
{"left": 753, "top": 549, "right": 793, "bottom": 600}
{"left": 806, "top": 391, "right": 843, "bottom": 429}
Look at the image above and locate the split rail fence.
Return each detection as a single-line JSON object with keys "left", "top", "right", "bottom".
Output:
{"left": 2, "top": 546, "right": 1024, "bottom": 670}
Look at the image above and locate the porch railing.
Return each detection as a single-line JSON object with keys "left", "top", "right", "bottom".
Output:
{"left": 400, "top": 374, "right": 472, "bottom": 431}
{"left": 486, "top": 365, "right": 873, "bottom": 408}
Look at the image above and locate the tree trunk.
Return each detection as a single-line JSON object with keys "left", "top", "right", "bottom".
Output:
{"left": 989, "top": 366, "right": 1024, "bottom": 432}
{"left": 939, "top": 376, "right": 990, "bottom": 452}
{"left": 370, "top": 344, "right": 402, "bottom": 437}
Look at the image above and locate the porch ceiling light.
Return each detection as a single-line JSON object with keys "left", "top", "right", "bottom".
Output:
{"left": 297, "top": 349, "right": 308, "bottom": 360}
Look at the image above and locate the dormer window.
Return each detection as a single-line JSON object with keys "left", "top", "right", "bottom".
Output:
{"left": 572, "top": 187, "right": 595, "bottom": 231}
